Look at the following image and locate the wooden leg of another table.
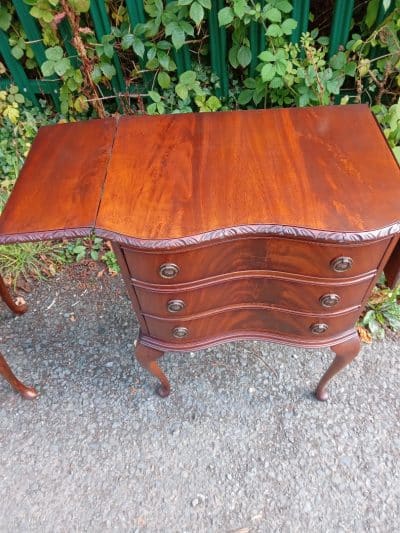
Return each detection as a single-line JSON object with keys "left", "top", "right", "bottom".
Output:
{"left": 315, "top": 334, "right": 361, "bottom": 401}
{"left": 0, "top": 353, "right": 39, "bottom": 399}
{"left": 135, "top": 342, "right": 170, "bottom": 398}
{"left": 0, "top": 275, "right": 28, "bottom": 314}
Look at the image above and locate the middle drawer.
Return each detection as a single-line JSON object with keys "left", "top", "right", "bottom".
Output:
{"left": 133, "top": 274, "right": 373, "bottom": 318}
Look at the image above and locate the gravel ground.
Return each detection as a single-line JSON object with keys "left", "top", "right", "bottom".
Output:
{"left": 1, "top": 263, "right": 399, "bottom": 532}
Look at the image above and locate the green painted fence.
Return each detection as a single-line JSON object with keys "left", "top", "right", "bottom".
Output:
{"left": 0, "top": 0, "right": 396, "bottom": 106}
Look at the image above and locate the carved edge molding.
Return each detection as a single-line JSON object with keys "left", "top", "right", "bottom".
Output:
{"left": 95, "top": 222, "right": 400, "bottom": 249}
{"left": 139, "top": 328, "right": 358, "bottom": 352}
{"left": 0, "top": 227, "right": 92, "bottom": 245}
{"left": 1, "top": 222, "right": 400, "bottom": 247}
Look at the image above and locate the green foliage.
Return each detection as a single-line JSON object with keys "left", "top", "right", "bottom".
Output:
{"left": 361, "top": 286, "right": 400, "bottom": 339}
{"left": 102, "top": 250, "right": 120, "bottom": 274}
{"left": 373, "top": 99, "right": 400, "bottom": 162}
{"left": 0, "top": 0, "right": 398, "bottom": 122}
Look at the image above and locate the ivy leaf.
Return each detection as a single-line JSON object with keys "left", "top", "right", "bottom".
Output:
{"left": 237, "top": 46, "right": 252, "bottom": 68}
{"left": 258, "top": 50, "right": 275, "bottom": 62}
{"left": 103, "top": 43, "right": 114, "bottom": 59}
{"left": 228, "top": 45, "right": 239, "bottom": 68}
{"left": 172, "top": 27, "right": 186, "bottom": 49}
{"left": 148, "top": 90, "right": 161, "bottom": 103}
{"left": 147, "top": 103, "right": 157, "bottom": 115}
{"left": 281, "top": 18, "right": 297, "bottom": 35}
{"left": 238, "top": 89, "right": 253, "bottom": 105}
{"left": 244, "top": 77, "right": 256, "bottom": 88}
{"left": 74, "top": 95, "right": 89, "bottom": 113}
{"left": 91, "top": 65, "right": 102, "bottom": 83}
{"left": 175, "top": 83, "right": 189, "bottom": 100}
{"left": 218, "top": 7, "right": 234, "bottom": 26}
{"left": 133, "top": 38, "right": 145, "bottom": 58}
{"left": 266, "top": 24, "right": 283, "bottom": 37}
{"left": 206, "top": 95, "right": 221, "bottom": 111}
{"left": 330, "top": 51, "right": 346, "bottom": 70}
{"left": 54, "top": 57, "right": 71, "bottom": 76}
{"left": 41, "top": 60, "right": 55, "bottom": 77}
{"left": 261, "top": 63, "right": 276, "bottom": 82}
{"left": 100, "top": 62, "right": 116, "bottom": 80}
{"left": 0, "top": 6, "right": 12, "bottom": 31}
{"left": 11, "top": 46, "right": 24, "bottom": 60}
{"left": 198, "top": 0, "right": 211, "bottom": 9}
{"left": 179, "top": 70, "right": 197, "bottom": 85}
{"left": 265, "top": 7, "right": 282, "bottom": 23}
{"left": 275, "top": 0, "right": 293, "bottom": 13}
{"left": 157, "top": 71, "right": 171, "bottom": 89}
{"left": 45, "top": 46, "right": 64, "bottom": 62}
{"left": 365, "top": 0, "right": 380, "bottom": 29}
{"left": 69, "top": 0, "right": 90, "bottom": 13}
{"left": 121, "top": 33, "right": 134, "bottom": 50}
{"left": 190, "top": 2, "right": 204, "bottom": 26}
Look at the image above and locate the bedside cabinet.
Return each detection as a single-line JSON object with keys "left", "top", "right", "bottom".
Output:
{"left": 1, "top": 105, "right": 399, "bottom": 401}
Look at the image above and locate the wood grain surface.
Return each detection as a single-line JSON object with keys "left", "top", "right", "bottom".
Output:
{"left": 143, "top": 306, "right": 361, "bottom": 344}
{"left": 1, "top": 105, "right": 399, "bottom": 247}
{"left": 133, "top": 273, "right": 373, "bottom": 318}
{"left": 122, "top": 237, "right": 389, "bottom": 284}
{"left": 0, "top": 118, "right": 117, "bottom": 243}
{"left": 97, "top": 105, "right": 400, "bottom": 241}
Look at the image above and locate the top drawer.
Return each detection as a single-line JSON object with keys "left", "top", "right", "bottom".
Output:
{"left": 122, "top": 237, "right": 390, "bottom": 285}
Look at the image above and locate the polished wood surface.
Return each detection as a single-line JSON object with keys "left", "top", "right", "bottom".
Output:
{"left": 0, "top": 118, "right": 116, "bottom": 242}
{"left": 316, "top": 334, "right": 361, "bottom": 401}
{"left": 133, "top": 273, "right": 373, "bottom": 317}
{"left": 143, "top": 306, "right": 361, "bottom": 345}
{"left": 0, "top": 105, "right": 399, "bottom": 248}
{"left": 122, "top": 237, "right": 389, "bottom": 284}
{"left": 98, "top": 105, "right": 400, "bottom": 242}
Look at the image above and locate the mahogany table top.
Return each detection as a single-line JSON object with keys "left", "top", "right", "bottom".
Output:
{"left": 1, "top": 105, "right": 399, "bottom": 247}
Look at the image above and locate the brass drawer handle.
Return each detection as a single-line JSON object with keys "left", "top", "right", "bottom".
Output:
{"left": 319, "top": 293, "right": 340, "bottom": 308}
{"left": 167, "top": 299, "right": 185, "bottom": 313}
{"left": 310, "top": 323, "right": 329, "bottom": 335}
{"left": 172, "top": 327, "right": 189, "bottom": 339}
{"left": 159, "top": 263, "right": 179, "bottom": 279}
{"left": 330, "top": 256, "right": 353, "bottom": 272}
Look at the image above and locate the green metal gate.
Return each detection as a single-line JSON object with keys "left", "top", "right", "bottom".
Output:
{"left": 0, "top": 0, "right": 396, "bottom": 106}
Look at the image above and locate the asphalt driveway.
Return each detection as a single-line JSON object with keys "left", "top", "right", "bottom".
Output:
{"left": 1, "top": 263, "right": 399, "bottom": 532}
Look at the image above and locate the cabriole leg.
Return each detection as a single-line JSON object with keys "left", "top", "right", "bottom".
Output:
{"left": 315, "top": 335, "right": 361, "bottom": 401}
{"left": 0, "top": 353, "right": 38, "bottom": 399}
{"left": 0, "top": 275, "right": 28, "bottom": 314}
{"left": 135, "top": 342, "right": 170, "bottom": 397}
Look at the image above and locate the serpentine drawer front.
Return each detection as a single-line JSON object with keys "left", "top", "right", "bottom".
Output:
{"left": 1, "top": 105, "right": 399, "bottom": 402}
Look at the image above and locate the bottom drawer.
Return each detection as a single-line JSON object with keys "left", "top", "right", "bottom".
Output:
{"left": 144, "top": 307, "right": 359, "bottom": 344}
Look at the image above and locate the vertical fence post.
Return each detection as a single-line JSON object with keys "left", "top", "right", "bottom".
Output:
{"left": 328, "top": 0, "right": 355, "bottom": 57}
{"left": 11, "top": 0, "right": 60, "bottom": 108}
{"left": 291, "top": 0, "right": 310, "bottom": 44}
{"left": 216, "top": 0, "right": 228, "bottom": 97}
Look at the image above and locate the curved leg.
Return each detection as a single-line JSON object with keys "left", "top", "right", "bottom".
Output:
{"left": 0, "top": 353, "right": 39, "bottom": 399}
{"left": 135, "top": 342, "right": 170, "bottom": 397}
{"left": 0, "top": 275, "right": 28, "bottom": 314}
{"left": 315, "top": 335, "right": 361, "bottom": 401}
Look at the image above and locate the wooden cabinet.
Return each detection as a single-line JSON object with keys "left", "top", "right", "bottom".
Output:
{"left": 1, "top": 105, "right": 399, "bottom": 401}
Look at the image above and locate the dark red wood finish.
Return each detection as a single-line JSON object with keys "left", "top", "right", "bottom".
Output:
{"left": 0, "top": 106, "right": 399, "bottom": 402}
{"left": 133, "top": 272, "right": 373, "bottom": 317}
{"left": 121, "top": 237, "right": 390, "bottom": 284}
